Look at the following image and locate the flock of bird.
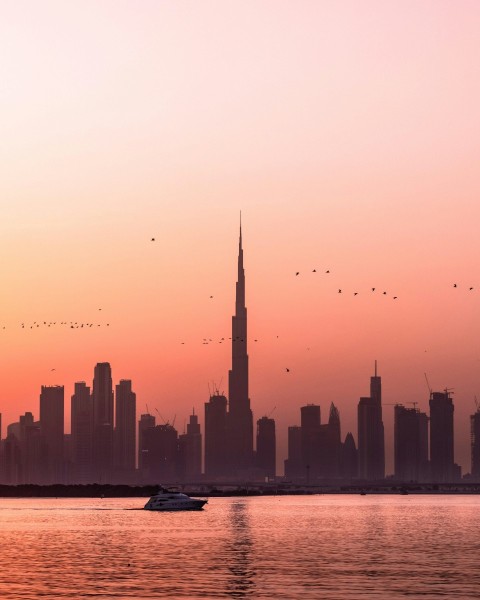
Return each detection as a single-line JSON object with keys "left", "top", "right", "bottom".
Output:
{"left": 293, "top": 268, "right": 399, "bottom": 299}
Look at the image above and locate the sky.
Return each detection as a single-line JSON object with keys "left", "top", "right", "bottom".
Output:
{"left": 1, "top": 0, "right": 480, "bottom": 475}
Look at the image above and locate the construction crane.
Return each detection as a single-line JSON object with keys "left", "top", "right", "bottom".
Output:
{"left": 424, "top": 373, "right": 432, "bottom": 396}
{"left": 267, "top": 406, "right": 276, "bottom": 418}
{"left": 475, "top": 395, "right": 479, "bottom": 411}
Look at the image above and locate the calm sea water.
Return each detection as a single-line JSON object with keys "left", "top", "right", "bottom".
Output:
{"left": 0, "top": 494, "right": 479, "bottom": 599}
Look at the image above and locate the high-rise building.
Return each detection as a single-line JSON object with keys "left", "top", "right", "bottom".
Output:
{"left": 471, "top": 409, "right": 480, "bottom": 480}
{"left": 284, "top": 426, "right": 302, "bottom": 480}
{"left": 205, "top": 393, "right": 228, "bottom": 479}
{"left": 40, "top": 385, "right": 65, "bottom": 483}
{"left": 394, "top": 405, "right": 429, "bottom": 482}
{"left": 92, "top": 362, "right": 114, "bottom": 483}
{"left": 138, "top": 413, "right": 156, "bottom": 477}
{"left": 142, "top": 424, "right": 178, "bottom": 483}
{"left": 178, "top": 410, "right": 202, "bottom": 481}
{"left": 300, "top": 404, "right": 321, "bottom": 479}
{"left": 71, "top": 382, "right": 94, "bottom": 483}
{"left": 227, "top": 219, "right": 253, "bottom": 475}
{"left": 429, "top": 390, "right": 454, "bottom": 482}
{"left": 256, "top": 416, "right": 276, "bottom": 480}
{"left": 341, "top": 432, "right": 358, "bottom": 479}
{"left": 114, "top": 379, "right": 136, "bottom": 476}
{"left": 357, "top": 363, "right": 385, "bottom": 480}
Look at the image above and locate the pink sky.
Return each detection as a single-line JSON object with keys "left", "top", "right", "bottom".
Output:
{"left": 1, "top": 1, "right": 480, "bottom": 474}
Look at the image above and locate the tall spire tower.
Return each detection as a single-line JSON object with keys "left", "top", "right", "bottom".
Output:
{"left": 227, "top": 214, "right": 253, "bottom": 475}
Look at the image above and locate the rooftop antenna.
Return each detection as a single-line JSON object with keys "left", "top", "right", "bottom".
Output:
{"left": 374, "top": 360, "right": 377, "bottom": 377}
{"left": 146, "top": 403, "right": 149, "bottom": 414}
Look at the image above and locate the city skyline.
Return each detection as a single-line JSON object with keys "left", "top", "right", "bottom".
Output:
{"left": 1, "top": 223, "right": 479, "bottom": 480}
{"left": 1, "top": 1, "right": 480, "bottom": 475}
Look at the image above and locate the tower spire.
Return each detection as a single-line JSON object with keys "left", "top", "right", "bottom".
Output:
{"left": 375, "top": 359, "right": 377, "bottom": 377}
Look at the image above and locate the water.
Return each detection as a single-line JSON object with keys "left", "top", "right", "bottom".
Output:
{"left": 0, "top": 495, "right": 479, "bottom": 599}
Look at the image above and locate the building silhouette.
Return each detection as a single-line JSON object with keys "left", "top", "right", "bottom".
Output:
{"left": 205, "top": 392, "right": 228, "bottom": 479}
{"left": 256, "top": 416, "right": 276, "bottom": 480}
{"left": 470, "top": 408, "right": 480, "bottom": 480}
{"left": 142, "top": 423, "right": 178, "bottom": 483}
{"left": 40, "top": 385, "right": 65, "bottom": 483}
{"left": 138, "top": 413, "right": 156, "bottom": 480}
{"left": 429, "top": 390, "right": 455, "bottom": 482}
{"left": 284, "top": 425, "right": 302, "bottom": 480}
{"left": 92, "top": 362, "right": 114, "bottom": 483}
{"left": 341, "top": 432, "right": 358, "bottom": 479}
{"left": 357, "top": 363, "right": 385, "bottom": 480}
{"left": 114, "top": 379, "right": 136, "bottom": 478}
{"left": 394, "top": 405, "right": 429, "bottom": 482}
{"left": 227, "top": 220, "right": 253, "bottom": 476}
{"left": 178, "top": 409, "right": 202, "bottom": 481}
{"left": 300, "top": 404, "right": 321, "bottom": 481}
{"left": 71, "top": 381, "right": 94, "bottom": 483}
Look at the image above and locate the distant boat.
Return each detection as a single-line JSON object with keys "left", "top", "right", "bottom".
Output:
{"left": 360, "top": 491, "right": 367, "bottom": 496}
{"left": 144, "top": 489, "right": 207, "bottom": 511}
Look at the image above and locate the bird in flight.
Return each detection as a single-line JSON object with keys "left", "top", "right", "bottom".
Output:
{"left": 312, "top": 269, "right": 316, "bottom": 273}
{"left": 354, "top": 292, "right": 358, "bottom": 296}
{"left": 470, "top": 287, "right": 474, "bottom": 291}
{"left": 383, "top": 291, "right": 387, "bottom": 295}
{"left": 286, "top": 368, "right": 290, "bottom": 373}
{"left": 453, "top": 284, "right": 457, "bottom": 288}
{"left": 325, "top": 270, "right": 330, "bottom": 273}
{"left": 51, "top": 368, "right": 56, "bottom": 371}
{"left": 295, "top": 272, "right": 300, "bottom": 276}
{"left": 338, "top": 289, "right": 342, "bottom": 293}
{"left": 151, "top": 238, "right": 155, "bottom": 241}
{"left": 209, "top": 296, "right": 213, "bottom": 299}
{"left": 372, "top": 288, "right": 375, "bottom": 292}
{"left": 393, "top": 296, "right": 398, "bottom": 299}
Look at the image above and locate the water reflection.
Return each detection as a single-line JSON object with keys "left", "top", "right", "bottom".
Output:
{"left": 225, "top": 501, "right": 256, "bottom": 598}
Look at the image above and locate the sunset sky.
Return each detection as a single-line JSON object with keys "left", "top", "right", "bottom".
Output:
{"left": 1, "top": 1, "right": 480, "bottom": 474}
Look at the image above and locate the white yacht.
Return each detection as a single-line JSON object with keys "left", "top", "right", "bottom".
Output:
{"left": 144, "top": 489, "right": 207, "bottom": 511}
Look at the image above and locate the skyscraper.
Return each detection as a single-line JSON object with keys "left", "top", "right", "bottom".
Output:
{"left": 40, "top": 385, "right": 65, "bottom": 483}
{"left": 470, "top": 408, "right": 480, "bottom": 479}
{"left": 429, "top": 390, "right": 454, "bottom": 482}
{"left": 394, "top": 405, "right": 429, "bottom": 482}
{"left": 300, "top": 404, "right": 321, "bottom": 480}
{"left": 92, "top": 362, "right": 114, "bottom": 483}
{"left": 114, "top": 379, "right": 136, "bottom": 476}
{"left": 284, "top": 426, "right": 302, "bottom": 481}
{"left": 256, "top": 416, "right": 276, "bottom": 480}
{"left": 138, "top": 413, "right": 156, "bottom": 479}
{"left": 178, "top": 410, "right": 202, "bottom": 481}
{"left": 71, "top": 381, "right": 94, "bottom": 483}
{"left": 205, "top": 393, "right": 228, "bottom": 479}
{"left": 227, "top": 219, "right": 253, "bottom": 475}
{"left": 357, "top": 362, "right": 385, "bottom": 480}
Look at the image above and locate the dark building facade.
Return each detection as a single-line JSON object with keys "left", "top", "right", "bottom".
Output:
{"left": 205, "top": 393, "right": 228, "bottom": 479}
{"left": 92, "top": 362, "right": 114, "bottom": 483}
{"left": 429, "top": 391, "right": 455, "bottom": 482}
{"left": 341, "top": 432, "right": 358, "bottom": 479}
{"left": 471, "top": 409, "right": 480, "bottom": 479}
{"left": 394, "top": 405, "right": 429, "bottom": 482}
{"left": 40, "top": 385, "right": 65, "bottom": 483}
{"left": 138, "top": 413, "right": 156, "bottom": 477}
{"left": 256, "top": 416, "right": 276, "bottom": 480}
{"left": 71, "top": 381, "right": 94, "bottom": 483}
{"left": 142, "top": 424, "right": 179, "bottom": 483}
{"left": 284, "top": 425, "right": 302, "bottom": 480}
{"left": 357, "top": 363, "right": 385, "bottom": 480}
{"left": 178, "top": 410, "right": 202, "bottom": 481}
{"left": 114, "top": 379, "right": 136, "bottom": 476}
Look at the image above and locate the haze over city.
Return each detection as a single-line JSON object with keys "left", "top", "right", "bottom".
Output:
{"left": 1, "top": 1, "right": 480, "bottom": 475}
